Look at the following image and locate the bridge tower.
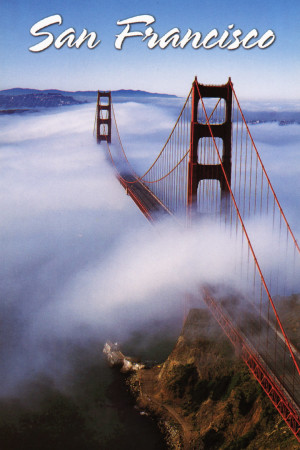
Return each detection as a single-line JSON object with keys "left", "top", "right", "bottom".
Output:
{"left": 188, "top": 77, "right": 232, "bottom": 212}
{"left": 96, "top": 91, "right": 112, "bottom": 143}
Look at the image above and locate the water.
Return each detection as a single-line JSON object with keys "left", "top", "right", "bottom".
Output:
{"left": 0, "top": 328, "right": 181, "bottom": 449}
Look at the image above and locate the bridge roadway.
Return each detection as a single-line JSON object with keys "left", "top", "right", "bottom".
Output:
{"left": 245, "top": 309, "right": 300, "bottom": 412}
{"left": 118, "top": 173, "right": 172, "bottom": 222}
{"left": 214, "top": 291, "right": 300, "bottom": 415}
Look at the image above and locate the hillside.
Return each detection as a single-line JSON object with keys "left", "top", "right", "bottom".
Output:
{"left": 0, "top": 88, "right": 177, "bottom": 100}
{"left": 128, "top": 308, "right": 299, "bottom": 449}
{"left": 0, "top": 88, "right": 178, "bottom": 113}
{"left": 0, "top": 93, "right": 86, "bottom": 109}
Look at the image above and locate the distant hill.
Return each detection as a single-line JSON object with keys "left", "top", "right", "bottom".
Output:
{"left": 113, "top": 89, "right": 177, "bottom": 98}
{"left": 2, "top": 89, "right": 299, "bottom": 125}
{"left": 0, "top": 93, "right": 86, "bottom": 109}
{"left": 0, "top": 88, "right": 178, "bottom": 99}
{"left": 0, "top": 88, "right": 178, "bottom": 112}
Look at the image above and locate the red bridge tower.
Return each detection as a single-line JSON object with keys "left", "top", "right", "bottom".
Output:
{"left": 188, "top": 77, "right": 232, "bottom": 211}
{"left": 96, "top": 91, "right": 112, "bottom": 143}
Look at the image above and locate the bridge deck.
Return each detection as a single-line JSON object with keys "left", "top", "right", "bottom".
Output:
{"left": 210, "top": 292, "right": 300, "bottom": 412}
{"left": 202, "top": 288, "right": 300, "bottom": 438}
{"left": 241, "top": 309, "right": 300, "bottom": 412}
{"left": 119, "top": 173, "right": 172, "bottom": 222}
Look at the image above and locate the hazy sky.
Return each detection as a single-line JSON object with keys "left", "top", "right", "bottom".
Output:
{"left": 1, "top": 0, "right": 299, "bottom": 99}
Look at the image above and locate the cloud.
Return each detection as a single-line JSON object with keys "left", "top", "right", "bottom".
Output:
{"left": 0, "top": 99, "right": 299, "bottom": 396}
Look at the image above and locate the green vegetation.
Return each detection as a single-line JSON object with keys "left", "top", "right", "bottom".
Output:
{"left": 167, "top": 364, "right": 199, "bottom": 399}
{"left": 224, "top": 428, "right": 257, "bottom": 449}
{"left": 166, "top": 362, "right": 262, "bottom": 411}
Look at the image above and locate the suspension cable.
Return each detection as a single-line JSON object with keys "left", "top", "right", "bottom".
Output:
{"left": 195, "top": 82, "right": 300, "bottom": 377}
{"left": 93, "top": 96, "right": 98, "bottom": 136}
{"left": 230, "top": 81, "right": 300, "bottom": 254}
{"left": 110, "top": 88, "right": 193, "bottom": 184}
{"left": 110, "top": 88, "right": 221, "bottom": 185}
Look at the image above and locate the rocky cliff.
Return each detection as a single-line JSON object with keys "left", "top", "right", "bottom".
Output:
{"left": 128, "top": 308, "right": 299, "bottom": 449}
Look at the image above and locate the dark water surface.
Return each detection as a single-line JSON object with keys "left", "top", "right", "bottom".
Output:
{"left": 0, "top": 319, "right": 182, "bottom": 449}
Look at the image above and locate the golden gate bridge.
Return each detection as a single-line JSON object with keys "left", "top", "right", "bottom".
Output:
{"left": 95, "top": 78, "right": 300, "bottom": 442}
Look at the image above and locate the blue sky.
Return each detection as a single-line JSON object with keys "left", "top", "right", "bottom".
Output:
{"left": 1, "top": 0, "right": 299, "bottom": 99}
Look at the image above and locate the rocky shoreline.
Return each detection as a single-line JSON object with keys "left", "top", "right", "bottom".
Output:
{"left": 127, "top": 370, "right": 183, "bottom": 449}
{"left": 125, "top": 308, "right": 299, "bottom": 449}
